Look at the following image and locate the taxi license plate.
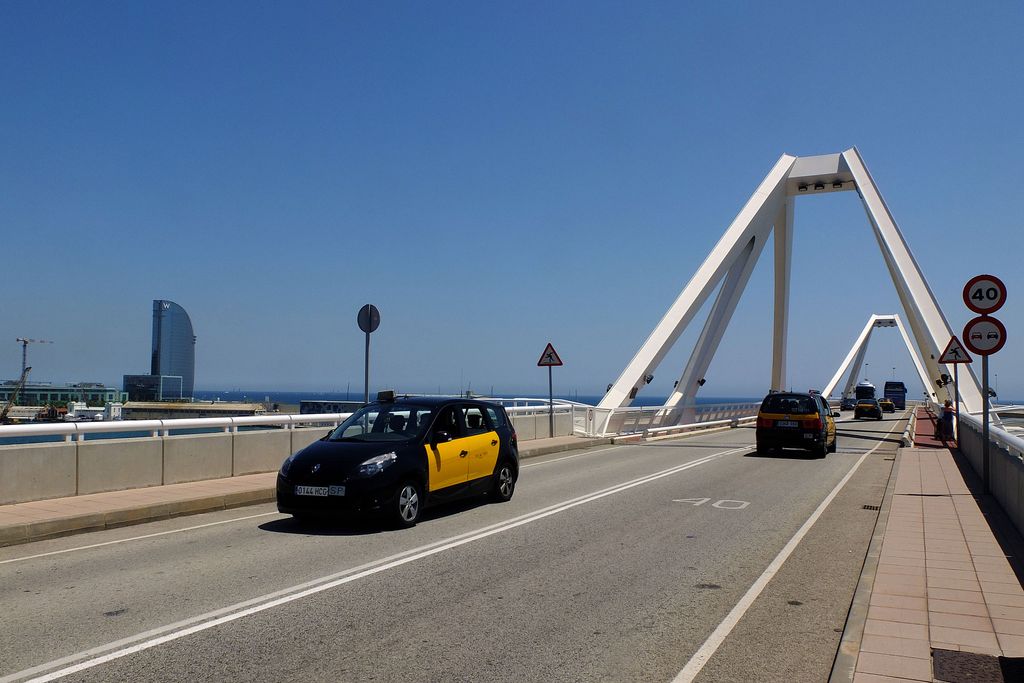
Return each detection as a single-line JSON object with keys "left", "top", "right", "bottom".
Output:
{"left": 776, "top": 420, "right": 798, "bottom": 428}
{"left": 295, "top": 485, "right": 328, "bottom": 497}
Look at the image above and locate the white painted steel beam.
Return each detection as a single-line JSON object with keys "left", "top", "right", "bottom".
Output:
{"left": 842, "top": 148, "right": 984, "bottom": 413}
{"left": 822, "top": 314, "right": 933, "bottom": 401}
{"left": 597, "top": 154, "right": 796, "bottom": 409}
{"left": 665, "top": 228, "right": 770, "bottom": 412}
{"left": 600, "top": 147, "right": 980, "bottom": 418}
{"left": 771, "top": 197, "right": 794, "bottom": 391}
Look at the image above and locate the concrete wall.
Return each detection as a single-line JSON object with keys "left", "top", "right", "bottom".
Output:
{"left": 163, "top": 433, "right": 233, "bottom": 485}
{"left": 234, "top": 430, "right": 292, "bottom": 476}
{"left": 959, "top": 421, "right": 1024, "bottom": 535}
{"left": 0, "top": 443, "right": 77, "bottom": 505}
{"left": 78, "top": 439, "right": 163, "bottom": 495}
{"left": 0, "top": 417, "right": 565, "bottom": 505}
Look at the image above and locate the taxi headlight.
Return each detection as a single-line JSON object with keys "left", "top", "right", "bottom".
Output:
{"left": 356, "top": 452, "right": 397, "bottom": 477}
{"left": 280, "top": 455, "right": 295, "bottom": 477}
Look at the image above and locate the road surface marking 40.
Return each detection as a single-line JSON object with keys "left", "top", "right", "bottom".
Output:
{"left": 673, "top": 497, "right": 750, "bottom": 509}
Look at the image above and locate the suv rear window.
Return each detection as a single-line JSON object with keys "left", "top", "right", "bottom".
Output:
{"left": 760, "top": 394, "right": 818, "bottom": 415}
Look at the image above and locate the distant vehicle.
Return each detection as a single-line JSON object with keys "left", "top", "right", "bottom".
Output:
{"left": 878, "top": 398, "right": 896, "bottom": 413}
{"left": 855, "top": 381, "right": 876, "bottom": 400}
{"left": 277, "top": 393, "right": 519, "bottom": 527}
{"left": 840, "top": 397, "right": 857, "bottom": 411}
{"left": 883, "top": 381, "right": 907, "bottom": 410}
{"left": 755, "top": 391, "right": 837, "bottom": 458}
{"left": 854, "top": 399, "right": 883, "bottom": 420}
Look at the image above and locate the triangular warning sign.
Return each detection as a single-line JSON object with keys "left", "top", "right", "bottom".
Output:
{"left": 939, "top": 336, "right": 972, "bottom": 364}
{"left": 537, "top": 343, "right": 563, "bottom": 367}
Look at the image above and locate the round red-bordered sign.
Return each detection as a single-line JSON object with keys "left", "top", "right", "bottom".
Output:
{"left": 963, "top": 274, "right": 1006, "bottom": 314}
{"left": 962, "top": 315, "right": 1007, "bottom": 356}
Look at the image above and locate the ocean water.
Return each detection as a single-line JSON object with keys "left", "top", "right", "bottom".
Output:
{"left": 193, "top": 389, "right": 760, "bottom": 408}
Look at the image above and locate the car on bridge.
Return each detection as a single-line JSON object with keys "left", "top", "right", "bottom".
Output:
{"left": 840, "top": 397, "right": 857, "bottom": 411}
{"left": 878, "top": 397, "right": 896, "bottom": 413}
{"left": 277, "top": 393, "right": 519, "bottom": 527}
{"left": 755, "top": 391, "right": 837, "bottom": 457}
{"left": 854, "top": 398, "right": 883, "bottom": 420}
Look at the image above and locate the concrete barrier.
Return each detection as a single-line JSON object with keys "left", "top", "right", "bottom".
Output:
{"left": 77, "top": 438, "right": 163, "bottom": 495}
{"left": 233, "top": 430, "right": 292, "bottom": 476}
{"left": 163, "top": 433, "right": 233, "bottom": 484}
{"left": 291, "top": 427, "right": 330, "bottom": 454}
{"left": 0, "top": 443, "right": 77, "bottom": 505}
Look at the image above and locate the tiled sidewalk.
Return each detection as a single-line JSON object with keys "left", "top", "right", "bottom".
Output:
{"left": 852, "top": 444, "right": 1024, "bottom": 682}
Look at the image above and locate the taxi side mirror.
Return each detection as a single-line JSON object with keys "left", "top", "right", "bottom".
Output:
{"left": 832, "top": 411, "right": 840, "bottom": 418}
{"left": 432, "top": 430, "right": 452, "bottom": 444}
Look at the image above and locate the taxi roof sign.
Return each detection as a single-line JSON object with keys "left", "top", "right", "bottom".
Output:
{"left": 938, "top": 336, "right": 973, "bottom": 364}
{"left": 537, "top": 343, "right": 563, "bottom": 367}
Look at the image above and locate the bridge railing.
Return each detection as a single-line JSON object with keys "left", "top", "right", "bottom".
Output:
{"left": 586, "top": 402, "right": 761, "bottom": 437}
{"left": 931, "top": 402, "right": 1024, "bottom": 537}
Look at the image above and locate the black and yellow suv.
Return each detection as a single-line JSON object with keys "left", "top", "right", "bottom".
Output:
{"left": 756, "top": 391, "right": 837, "bottom": 457}
{"left": 277, "top": 393, "right": 519, "bottom": 527}
{"left": 854, "top": 398, "right": 883, "bottom": 420}
{"left": 877, "top": 398, "right": 896, "bottom": 413}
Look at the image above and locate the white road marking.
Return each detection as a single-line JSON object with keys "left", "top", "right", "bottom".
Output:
{"left": 5, "top": 445, "right": 751, "bottom": 683}
{"left": 520, "top": 445, "right": 619, "bottom": 468}
{"left": 0, "top": 512, "right": 282, "bottom": 566}
{"left": 670, "top": 419, "right": 904, "bottom": 683}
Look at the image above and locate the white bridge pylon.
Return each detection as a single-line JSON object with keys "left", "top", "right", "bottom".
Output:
{"left": 821, "top": 314, "right": 932, "bottom": 400}
{"left": 598, "top": 147, "right": 986, "bottom": 415}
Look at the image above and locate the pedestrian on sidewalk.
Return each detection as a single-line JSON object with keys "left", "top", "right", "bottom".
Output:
{"left": 940, "top": 399, "right": 955, "bottom": 441}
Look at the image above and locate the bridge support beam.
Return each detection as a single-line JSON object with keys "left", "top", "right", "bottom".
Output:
{"left": 664, "top": 228, "right": 769, "bottom": 417}
{"left": 771, "top": 197, "right": 794, "bottom": 392}
{"left": 598, "top": 148, "right": 986, "bottom": 416}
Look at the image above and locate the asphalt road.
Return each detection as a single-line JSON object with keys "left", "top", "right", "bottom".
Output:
{"left": 0, "top": 412, "right": 907, "bottom": 682}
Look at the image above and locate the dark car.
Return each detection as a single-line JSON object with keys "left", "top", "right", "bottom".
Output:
{"left": 840, "top": 397, "right": 857, "bottom": 411}
{"left": 277, "top": 394, "right": 519, "bottom": 527}
{"left": 854, "top": 398, "right": 883, "bottom": 420}
{"left": 756, "top": 392, "right": 837, "bottom": 457}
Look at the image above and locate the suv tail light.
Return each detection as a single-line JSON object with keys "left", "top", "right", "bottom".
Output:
{"left": 756, "top": 416, "right": 772, "bottom": 428}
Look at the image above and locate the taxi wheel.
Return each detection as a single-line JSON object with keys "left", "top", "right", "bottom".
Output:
{"left": 392, "top": 480, "right": 422, "bottom": 528}
{"left": 491, "top": 460, "right": 516, "bottom": 502}
{"left": 828, "top": 438, "right": 837, "bottom": 454}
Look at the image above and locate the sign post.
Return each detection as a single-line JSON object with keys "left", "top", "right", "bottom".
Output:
{"left": 537, "top": 343, "right": 564, "bottom": 438}
{"left": 938, "top": 336, "right": 972, "bottom": 448}
{"left": 357, "top": 304, "right": 381, "bottom": 405}
{"left": 962, "top": 275, "right": 1007, "bottom": 495}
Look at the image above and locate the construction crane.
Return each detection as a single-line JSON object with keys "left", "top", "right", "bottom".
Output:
{"left": 0, "top": 366, "right": 32, "bottom": 423}
{"left": 15, "top": 337, "right": 53, "bottom": 375}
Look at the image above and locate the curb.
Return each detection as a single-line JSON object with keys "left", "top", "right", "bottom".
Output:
{"left": 0, "top": 489, "right": 277, "bottom": 548}
{"left": 829, "top": 441, "right": 904, "bottom": 681}
{"left": 1, "top": 438, "right": 614, "bottom": 548}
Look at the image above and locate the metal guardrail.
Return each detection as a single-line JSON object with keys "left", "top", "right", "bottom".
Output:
{"left": 0, "top": 413, "right": 351, "bottom": 443}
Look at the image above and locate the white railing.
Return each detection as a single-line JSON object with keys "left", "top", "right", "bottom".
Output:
{"left": 0, "top": 413, "right": 351, "bottom": 443}
{"left": 586, "top": 402, "right": 761, "bottom": 437}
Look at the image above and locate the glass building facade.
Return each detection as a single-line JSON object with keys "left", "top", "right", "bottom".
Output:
{"left": 150, "top": 300, "right": 196, "bottom": 399}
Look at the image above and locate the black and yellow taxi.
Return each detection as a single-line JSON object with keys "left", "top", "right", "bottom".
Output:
{"left": 277, "top": 393, "right": 519, "bottom": 527}
{"left": 854, "top": 398, "right": 883, "bottom": 420}
{"left": 755, "top": 391, "right": 837, "bottom": 457}
{"left": 878, "top": 398, "right": 896, "bottom": 413}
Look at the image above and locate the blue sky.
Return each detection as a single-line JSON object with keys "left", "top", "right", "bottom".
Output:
{"left": 2, "top": 2, "right": 1022, "bottom": 401}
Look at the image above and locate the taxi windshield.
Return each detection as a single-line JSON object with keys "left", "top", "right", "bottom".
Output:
{"left": 760, "top": 395, "right": 818, "bottom": 415}
{"left": 328, "top": 403, "right": 435, "bottom": 442}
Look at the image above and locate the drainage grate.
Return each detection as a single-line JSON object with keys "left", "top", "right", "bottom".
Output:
{"left": 862, "top": 504, "right": 880, "bottom": 511}
{"left": 932, "top": 648, "right": 1024, "bottom": 682}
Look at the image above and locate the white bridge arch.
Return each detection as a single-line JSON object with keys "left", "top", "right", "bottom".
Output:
{"left": 598, "top": 148, "right": 985, "bottom": 416}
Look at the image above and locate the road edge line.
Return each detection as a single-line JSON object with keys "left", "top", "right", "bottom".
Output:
{"left": 670, "top": 418, "right": 905, "bottom": 683}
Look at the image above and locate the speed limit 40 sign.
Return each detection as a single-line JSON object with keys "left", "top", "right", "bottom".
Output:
{"left": 963, "top": 274, "right": 1006, "bottom": 314}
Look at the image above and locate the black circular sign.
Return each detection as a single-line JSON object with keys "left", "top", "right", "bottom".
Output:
{"left": 357, "top": 304, "right": 380, "bottom": 334}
